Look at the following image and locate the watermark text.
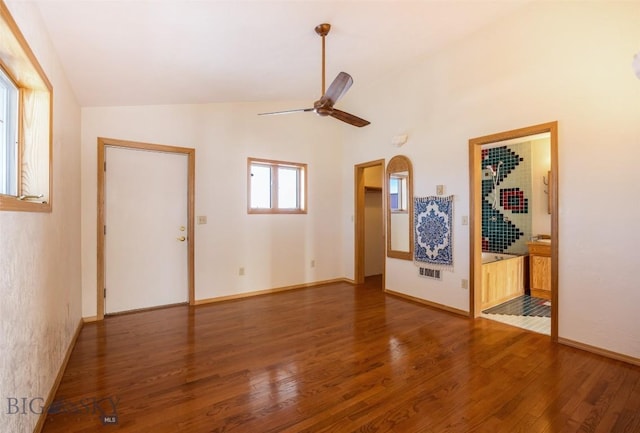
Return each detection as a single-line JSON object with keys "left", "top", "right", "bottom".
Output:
{"left": 6, "top": 396, "right": 119, "bottom": 424}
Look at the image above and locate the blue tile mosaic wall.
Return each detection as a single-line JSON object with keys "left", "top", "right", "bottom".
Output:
{"left": 481, "top": 142, "right": 532, "bottom": 255}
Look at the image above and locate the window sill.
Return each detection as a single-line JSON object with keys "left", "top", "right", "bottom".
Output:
{"left": 0, "top": 195, "right": 51, "bottom": 213}
{"left": 248, "top": 208, "right": 307, "bottom": 215}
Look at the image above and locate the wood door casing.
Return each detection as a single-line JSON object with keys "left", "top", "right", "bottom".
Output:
{"left": 97, "top": 137, "right": 195, "bottom": 320}
{"left": 469, "top": 122, "right": 559, "bottom": 341}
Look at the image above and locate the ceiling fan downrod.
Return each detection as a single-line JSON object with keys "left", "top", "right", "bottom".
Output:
{"left": 315, "top": 23, "right": 331, "bottom": 96}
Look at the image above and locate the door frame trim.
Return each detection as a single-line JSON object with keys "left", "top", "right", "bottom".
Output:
{"left": 354, "top": 159, "right": 386, "bottom": 286}
{"left": 97, "top": 137, "right": 196, "bottom": 320}
{"left": 469, "top": 122, "right": 559, "bottom": 341}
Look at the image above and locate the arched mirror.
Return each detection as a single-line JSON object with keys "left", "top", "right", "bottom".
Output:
{"left": 386, "top": 155, "right": 413, "bottom": 260}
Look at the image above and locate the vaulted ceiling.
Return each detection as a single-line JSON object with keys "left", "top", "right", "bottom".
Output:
{"left": 33, "top": 1, "right": 529, "bottom": 107}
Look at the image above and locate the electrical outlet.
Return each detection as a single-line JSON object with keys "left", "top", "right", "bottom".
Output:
{"left": 239, "top": 267, "right": 245, "bottom": 276}
{"left": 311, "top": 260, "right": 315, "bottom": 268}
{"left": 462, "top": 216, "right": 469, "bottom": 225}
{"left": 436, "top": 185, "right": 445, "bottom": 195}
{"left": 461, "top": 279, "right": 468, "bottom": 289}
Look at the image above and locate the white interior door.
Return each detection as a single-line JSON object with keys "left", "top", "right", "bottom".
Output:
{"left": 105, "top": 147, "right": 188, "bottom": 314}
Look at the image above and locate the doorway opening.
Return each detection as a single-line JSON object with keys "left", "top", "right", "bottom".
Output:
{"left": 469, "top": 122, "right": 558, "bottom": 340}
{"left": 97, "top": 137, "right": 195, "bottom": 320}
{"left": 354, "top": 160, "right": 385, "bottom": 290}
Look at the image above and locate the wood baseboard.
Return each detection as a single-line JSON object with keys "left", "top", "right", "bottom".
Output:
{"left": 193, "top": 278, "right": 353, "bottom": 306}
{"left": 385, "top": 289, "right": 469, "bottom": 317}
{"left": 33, "top": 318, "right": 83, "bottom": 433}
{"left": 557, "top": 337, "right": 640, "bottom": 367}
{"left": 530, "top": 288, "right": 551, "bottom": 300}
{"left": 82, "top": 315, "right": 98, "bottom": 323}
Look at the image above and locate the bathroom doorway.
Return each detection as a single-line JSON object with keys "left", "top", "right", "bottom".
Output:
{"left": 469, "top": 122, "right": 558, "bottom": 340}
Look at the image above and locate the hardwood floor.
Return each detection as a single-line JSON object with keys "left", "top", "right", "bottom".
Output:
{"left": 42, "top": 280, "right": 640, "bottom": 432}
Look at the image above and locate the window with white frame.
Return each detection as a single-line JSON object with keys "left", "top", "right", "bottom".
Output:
{"left": 248, "top": 158, "right": 307, "bottom": 214}
{"left": 0, "top": 67, "right": 18, "bottom": 196}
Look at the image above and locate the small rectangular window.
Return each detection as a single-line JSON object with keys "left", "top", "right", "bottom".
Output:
{"left": 248, "top": 158, "right": 307, "bottom": 214}
{"left": 0, "top": 2, "right": 53, "bottom": 212}
{"left": 0, "top": 67, "right": 18, "bottom": 196}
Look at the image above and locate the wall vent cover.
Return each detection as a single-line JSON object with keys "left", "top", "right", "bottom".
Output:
{"left": 418, "top": 267, "right": 442, "bottom": 280}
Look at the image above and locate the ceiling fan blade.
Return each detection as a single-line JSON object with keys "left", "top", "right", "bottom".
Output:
{"left": 330, "top": 109, "right": 370, "bottom": 127}
{"left": 258, "top": 108, "right": 314, "bottom": 116}
{"left": 323, "top": 72, "right": 353, "bottom": 105}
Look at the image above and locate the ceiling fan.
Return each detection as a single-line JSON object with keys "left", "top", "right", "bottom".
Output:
{"left": 259, "top": 23, "right": 370, "bottom": 128}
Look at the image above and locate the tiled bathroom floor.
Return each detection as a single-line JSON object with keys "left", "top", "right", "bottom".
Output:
{"left": 483, "top": 295, "right": 550, "bottom": 317}
{"left": 481, "top": 295, "right": 551, "bottom": 335}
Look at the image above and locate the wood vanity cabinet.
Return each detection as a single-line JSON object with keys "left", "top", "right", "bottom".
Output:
{"left": 528, "top": 242, "right": 551, "bottom": 300}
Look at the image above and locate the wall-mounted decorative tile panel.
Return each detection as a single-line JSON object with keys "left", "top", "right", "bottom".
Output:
{"left": 481, "top": 143, "right": 532, "bottom": 254}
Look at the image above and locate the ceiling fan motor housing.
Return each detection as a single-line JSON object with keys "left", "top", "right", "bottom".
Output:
{"left": 314, "top": 98, "right": 333, "bottom": 116}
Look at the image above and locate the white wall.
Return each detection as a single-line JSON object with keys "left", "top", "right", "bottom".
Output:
{"left": 0, "top": 2, "right": 82, "bottom": 432}
{"left": 81, "top": 102, "right": 346, "bottom": 317}
{"left": 341, "top": 1, "right": 640, "bottom": 358}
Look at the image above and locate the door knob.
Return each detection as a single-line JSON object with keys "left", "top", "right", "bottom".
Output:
{"left": 177, "top": 236, "right": 186, "bottom": 242}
